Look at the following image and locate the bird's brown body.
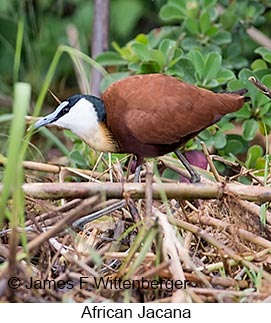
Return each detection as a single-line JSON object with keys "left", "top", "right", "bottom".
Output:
{"left": 101, "top": 74, "right": 246, "bottom": 165}
{"left": 34, "top": 73, "right": 247, "bottom": 182}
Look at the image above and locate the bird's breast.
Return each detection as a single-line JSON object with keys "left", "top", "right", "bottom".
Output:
{"left": 81, "top": 123, "right": 120, "bottom": 153}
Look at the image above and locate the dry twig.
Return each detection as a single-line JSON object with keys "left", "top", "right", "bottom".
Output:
{"left": 3, "top": 182, "right": 271, "bottom": 202}
{"left": 249, "top": 76, "right": 271, "bottom": 99}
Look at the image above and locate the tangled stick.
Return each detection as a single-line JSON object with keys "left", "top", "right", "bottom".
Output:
{"left": 249, "top": 76, "right": 271, "bottom": 99}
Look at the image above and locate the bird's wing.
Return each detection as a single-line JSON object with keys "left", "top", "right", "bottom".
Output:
{"left": 103, "top": 74, "right": 244, "bottom": 145}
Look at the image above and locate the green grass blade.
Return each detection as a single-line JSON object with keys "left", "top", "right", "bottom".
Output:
{"left": 0, "top": 82, "right": 31, "bottom": 225}
{"left": 125, "top": 225, "right": 157, "bottom": 278}
{"left": 0, "top": 114, "right": 13, "bottom": 123}
{"left": 13, "top": 20, "right": 24, "bottom": 83}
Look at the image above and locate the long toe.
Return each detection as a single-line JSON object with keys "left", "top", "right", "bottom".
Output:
{"left": 190, "top": 173, "right": 201, "bottom": 183}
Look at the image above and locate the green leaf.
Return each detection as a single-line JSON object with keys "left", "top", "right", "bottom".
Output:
{"left": 212, "top": 30, "right": 231, "bottom": 45}
{"left": 134, "top": 33, "right": 149, "bottom": 45}
{"left": 159, "top": 39, "right": 176, "bottom": 57}
{"left": 95, "top": 51, "right": 127, "bottom": 66}
{"left": 214, "top": 160, "right": 226, "bottom": 174}
{"left": 256, "top": 75, "right": 271, "bottom": 107}
{"left": 242, "top": 119, "right": 259, "bottom": 141}
{"left": 223, "top": 139, "right": 244, "bottom": 156}
{"left": 186, "top": 17, "right": 199, "bottom": 34}
{"left": 168, "top": 49, "right": 183, "bottom": 68}
{"left": 150, "top": 49, "right": 165, "bottom": 68}
{"left": 159, "top": 5, "right": 184, "bottom": 21}
{"left": 99, "top": 72, "right": 131, "bottom": 92}
{"left": 261, "top": 74, "right": 271, "bottom": 88}
{"left": 255, "top": 47, "right": 271, "bottom": 64}
{"left": 131, "top": 42, "right": 150, "bottom": 61}
{"left": 69, "top": 151, "right": 87, "bottom": 167}
{"left": 216, "top": 69, "right": 235, "bottom": 84}
{"left": 159, "top": 4, "right": 186, "bottom": 21}
{"left": 220, "top": 10, "right": 237, "bottom": 30}
{"left": 186, "top": 1, "right": 200, "bottom": 17}
{"left": 140, "top": 60, "right": 161, "bottom": 73}
{"left": 255, "top": 158, "right": 266, "bottom": 172}
{"left": 219, "top": 121, "right": 235, "bottom": 132}
{"left": 162, "top": 168, "right": 181, "bottom": 180}
{"left": 228, "top": 57, "right": 248, "bottom": 70}
{"left": 199, "top": 11, "right": 211, "bottom": 34}
{"left": 148, "top": 26, "right": 180, "bottom": 48}
{"left": 213, "top": 131, "right": 227, "bottom": 149}
{"left": 203, "top": 52, "right": 221, "bottom": 82}
{"left": 246, "top": 3, "right": 265, "bottom": 23}
{"left": 181, "top": 37, "right": 198, "bottom": 50}
{"left": 159, "top": 39, "right": 180, "bottom": 68}
{"left": 258, "top": 103, "right": 271, "bottom": 117}
{"left": 203, "top": 0, "right": 217, "bottom": 6}
{"left": 112, "top": 41, "right": 134, "bottom": 61}
{"left": 226, "top": 43, "right": 242, "bottom": 59}
{"left": 245, "top": 145, "right": 263, "bottom": 168}
{"left": 198, "top": 128, "right": 211, "bottom": 141}
{"left": 188, "top": 50, "right": 205, "bottom": 80}
{"left": 177, "top": 58, "right": 196, "bottom": 83}
{"left": 233, "top": 104, "right": 251, "bottom": 119}
{"left": 251, "top": 59, "right": 268, "bottom": 71}
{"left": 204, "top": 79, "right": 219, "bottom": 88}
{"left": 128, "top": 62, "right": 141, "bottom": 72}
{"left": 205, "top": 26, "right": 219, "bottom": 37}
{"left": 238, "top": 176, "right": 252, "bottom": 185}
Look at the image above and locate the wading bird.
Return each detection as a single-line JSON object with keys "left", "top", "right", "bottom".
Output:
{"left": 34, "top": 74, "right": 247, "bottom": 182}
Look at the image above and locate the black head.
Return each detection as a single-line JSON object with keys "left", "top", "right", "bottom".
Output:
{"left": 34, "top": 94, "right": 106, "bottom": 129}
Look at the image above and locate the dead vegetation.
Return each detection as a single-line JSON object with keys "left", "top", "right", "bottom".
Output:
{"left": 1, "top": 153, "right": 271, "bottom": 303}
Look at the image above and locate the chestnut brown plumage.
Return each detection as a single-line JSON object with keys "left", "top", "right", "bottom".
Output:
{"left": 34, "top": 74, "right": 248, "bottom": 182}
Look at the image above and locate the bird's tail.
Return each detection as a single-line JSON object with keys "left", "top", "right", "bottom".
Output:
{"left": 225, "top": 88, "right": 250, "bottom": 102}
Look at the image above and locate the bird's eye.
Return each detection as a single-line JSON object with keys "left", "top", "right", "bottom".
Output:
{"left": 62, "top": 107, "right": 69, "bottom": 114}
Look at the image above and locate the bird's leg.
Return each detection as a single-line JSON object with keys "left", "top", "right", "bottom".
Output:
{"left": 174, "top": 150, "right": 201, "bottom": 183}
{"left": 134, "top": 164, "right": 142, "bottom": 183}
{"left": 132, "top": 155, "right": 143, "bottom": 183}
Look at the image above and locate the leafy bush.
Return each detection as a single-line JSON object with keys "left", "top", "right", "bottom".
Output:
{"left": 95, "top": 0, "right": 271, "bottom": 177}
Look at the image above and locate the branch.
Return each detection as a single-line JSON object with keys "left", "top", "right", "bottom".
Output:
{"left": 91, "top": 0, "right": 110, "bottom": 96}
{"left": 249, "top": 76, "right": 271, "bottom": 99}
{"left": 246, "top": 27, "right": 271, "bottom": 50}
{"left": 27, "top": 195, "right": 100, "bottom": 253}
{"left": 0, "top": 155, "right": 111, "bottom": 181}
{"left": 168, "top": 216, "right": 271, "bottom": 281}
{"left": 1, "top": 182, "right": 271, "bottom": 202}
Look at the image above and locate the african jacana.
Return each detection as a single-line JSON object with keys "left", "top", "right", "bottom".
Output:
{"left": 34, "top": 74, "right": 247, "bottom": 182}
